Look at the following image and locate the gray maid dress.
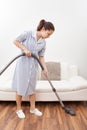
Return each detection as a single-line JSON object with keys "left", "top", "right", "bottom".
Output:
{"left": 12, "top": 30, "right": 46, "bottom": 96}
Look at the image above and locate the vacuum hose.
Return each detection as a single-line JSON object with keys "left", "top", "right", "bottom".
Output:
{"left": 0, "top": 52, "right": 76, "bottom": 116}
{"left": 0, "top": 53, "right": 44, "bottom": 76}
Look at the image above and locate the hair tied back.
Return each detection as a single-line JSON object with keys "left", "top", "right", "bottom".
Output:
{"left": 42, "top": 19, "right": 46, "bottom": 24}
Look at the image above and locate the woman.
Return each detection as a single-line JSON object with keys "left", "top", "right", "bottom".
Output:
{"left": 12, "top": 19, "right": 55, "bottom": 118}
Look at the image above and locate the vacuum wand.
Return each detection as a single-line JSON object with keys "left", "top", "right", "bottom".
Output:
{"left": 45, "top": 76, "right": 76, "bottom": 115}
{"left": 0, "top": 52, "right": 76, "bottom": 116}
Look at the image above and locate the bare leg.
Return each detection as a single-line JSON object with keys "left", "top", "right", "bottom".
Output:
{"left": 16, "top": 92, "right": 22, "bottom": 111}
{"left": 16, "top": 93, "right": 25, "bottom": 118}
{"left": 29, "top": 93, "right": 42, "bottom": 116}
{"left": 29, "top": 94, "right": 36, "bottom": 110}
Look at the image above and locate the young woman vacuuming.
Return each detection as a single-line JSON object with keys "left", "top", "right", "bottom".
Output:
{"left": 12, "top": 19, "right": 55, "bottom": 118}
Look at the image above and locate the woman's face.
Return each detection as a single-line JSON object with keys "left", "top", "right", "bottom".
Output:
{"left": 41, "top": 28, "right": 54, "bottom": 39}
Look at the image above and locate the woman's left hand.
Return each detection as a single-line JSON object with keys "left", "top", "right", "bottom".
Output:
{"left": 42, "top": 70, "right": 48, "bottom": 77}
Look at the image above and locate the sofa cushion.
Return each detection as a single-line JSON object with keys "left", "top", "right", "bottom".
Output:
{"left": 36, "top": 76, "right": 87, "bottom": 93}
{"left": 40, "top": 62, "right": 61, "bottom": 80}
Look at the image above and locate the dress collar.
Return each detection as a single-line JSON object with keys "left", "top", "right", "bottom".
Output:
{"left": 31, "top": 30, "right": 43, "bottom": 43}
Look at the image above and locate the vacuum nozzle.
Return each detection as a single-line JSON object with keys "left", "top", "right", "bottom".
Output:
{"left": 64, "top": 107, "right": 76, "bottom": 116}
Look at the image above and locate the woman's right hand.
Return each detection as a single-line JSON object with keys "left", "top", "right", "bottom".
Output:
{"left": 24, "top": 49, "right": 31, "bottom": 57}
{"left": 13, "top": 40, "right": 31, "bottom": 57}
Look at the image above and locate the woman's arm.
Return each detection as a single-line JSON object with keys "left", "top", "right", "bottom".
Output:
{"left": 13, "top": 40, "right": 31, "bottom": 56}
{"left": 39, "top": 56, "right": 48, "bottom": 76}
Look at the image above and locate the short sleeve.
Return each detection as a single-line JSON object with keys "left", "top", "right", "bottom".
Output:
{"left": 15, "top": 31, "right": 28, "bottom": 43}
{"left": 38, "top": 42, "right": 46, "bottom": 56}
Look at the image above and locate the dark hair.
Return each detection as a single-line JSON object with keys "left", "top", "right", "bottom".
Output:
{"left": 37, "top": 19, "right": 55, "bottom": 31}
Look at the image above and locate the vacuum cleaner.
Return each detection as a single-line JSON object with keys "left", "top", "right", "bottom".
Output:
{"left": 0, "top": 53, "right": 76, "bottom": 116}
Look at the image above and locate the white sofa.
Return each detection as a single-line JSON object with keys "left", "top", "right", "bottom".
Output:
{"left": 0, "top": 61, "right": 87, "bottom": 101}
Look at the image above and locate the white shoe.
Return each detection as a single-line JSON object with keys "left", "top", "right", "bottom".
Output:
{"left": 16, "top": 109, "right": 25, "bottom": 119}
{"left": 30, "top": 108, "right": 42, "bottom": 116}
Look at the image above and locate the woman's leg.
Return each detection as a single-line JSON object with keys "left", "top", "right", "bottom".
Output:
{"left": 29, "top": 93, "right": 42, "bottom": 116}
{"left": 16, "top": 92, "right": 25, "bottom": 118}
{"left": 16, "top": 92, "right": 22, "bottom": 111}
{"left": 29, "top": 94, "right": 36, "bottom": 110}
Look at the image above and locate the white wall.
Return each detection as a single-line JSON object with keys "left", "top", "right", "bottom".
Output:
{"left": 0, "top": 0, "right": 87, "bottom": 79}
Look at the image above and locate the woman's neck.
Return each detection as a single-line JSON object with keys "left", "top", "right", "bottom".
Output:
{"left": 36, "top": 31, "right": 42, "bottom": 41}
